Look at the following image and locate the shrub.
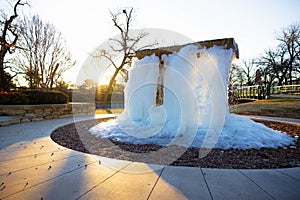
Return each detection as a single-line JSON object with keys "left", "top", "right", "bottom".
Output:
{"left": 0, "top": 91, "right": 28, "bottom": 105}
{"left": 0, "top": 90, "right": 69, "bottom": 105}
{"left": 23, "top": 90, "right": 69, "bottom": 104}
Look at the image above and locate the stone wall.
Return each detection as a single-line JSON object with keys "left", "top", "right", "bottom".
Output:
{"left": 0, "top": 103, "right": 95, "bottom": 122}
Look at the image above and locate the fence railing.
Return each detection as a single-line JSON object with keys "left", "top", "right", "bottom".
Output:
{"left": 233, "top": 84, "right": 300, "bottom": 100}
{"left": 271, "top": 85, "right": 300, "bottom": 95}
{"left": 233, "top": 85, "right": 265, "bottom": 100}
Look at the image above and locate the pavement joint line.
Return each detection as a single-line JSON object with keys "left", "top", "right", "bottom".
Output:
{"left": 0, "top": 160, "right": 98, "bottom": 199}
{"left": 200, "top": 168, "right": 214, "bottom": 200}
{"left": 237, "top": 170, "right": 275, "bottom": 200}
{"left": 276, "top": 169, "right": 300, "bottom": 183}
{"left": 0, "top": 153, "right": 83, "bottom": 177}
{"left": 0, "top": 148, "right": 68, "bottom": 162}
{"left": 75, "top": 161, "right": 132, "bottom": 200}
{"left": 146, "top": 166, "right": 165, "bottom": 200}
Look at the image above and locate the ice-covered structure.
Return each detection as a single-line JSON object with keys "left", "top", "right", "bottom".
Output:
{"left": 90, "top": 38, "right": 295, "bottom": 149}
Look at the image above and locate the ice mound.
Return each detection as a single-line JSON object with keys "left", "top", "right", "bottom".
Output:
{"left": 89, "top": 45, "right": 295, "bottom": 149}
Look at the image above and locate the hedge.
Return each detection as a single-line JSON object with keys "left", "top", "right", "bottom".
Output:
{"left": 0, "top": 91, "right": 28, "bottom": 105}
{"left": 0, "top": 90, "right": 69, "bottom": 105}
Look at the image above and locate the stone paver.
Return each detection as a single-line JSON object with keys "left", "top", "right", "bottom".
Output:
{"left": 275, "top": 168, "right": 300, "bottom": 182}
{"left": 202, "top": 168, "right": 273, "bottom": 200}
{"left": 240, "top": 169, "right": 300, "bottom": 200}
{"left": 4, "top": 156, "right": 130, "bottom": 200}
{"left": 0, "top": 116, "right": 300, "bottom": 199}
{"left": 149, "top": 166, "right": 211, "bottom": 200}
{"left": 0, "top": 140, "right": 67, "bottom": 161}
{"left": 0, "top": 151, "right": 92, "bottom": 198}
{"left": 80, "top": 162, "right": 163, "bottom": 200}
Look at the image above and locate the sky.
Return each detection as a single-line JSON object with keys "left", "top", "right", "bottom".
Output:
{"left": 3, "top": 0, "right": 300, "bottom": 84}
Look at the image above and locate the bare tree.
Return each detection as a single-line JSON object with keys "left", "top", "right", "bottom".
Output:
{"left": 276, "top": 23, "right": 300, "bottom": 84}
{"left": 229, "top": 60, "right": 255, "bottom": 87}
{"left": 0, "top": 0, "right": 26, "bottom": 91}
{"left": 94, "top": 8, "right": 156, "bottom": 108}
{"left": 254, "top": 24, "right": 300, "bottom": 86}
{"left": 229, "top": 63, "right": 245, "bottom": 87}
{"left": 236, "top": 66, "right": 246, "bottom": 87}
{"left": 257, "top": 47, "right": 289, "bottom": 85}
{"left": 259, "top": 65, "right": 275, "bottom": 86}
{"left": 15, "top": 14, "right": 75, "bottom": 89}
{"left": 240, "top": 59, "right": 255, "bottom": 86}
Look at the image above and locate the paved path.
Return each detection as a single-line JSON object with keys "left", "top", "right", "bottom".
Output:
{"left": 271, "top": 94, "right": 300, "bottom": 99}
{"left": 0, "top": 116, "right": 299, "bottom": 199}
{"left": 0, "top": 116, "right": 27, "bottom": 127}
{"left": 242, "top": 115, "right": 300, "bottom": 125}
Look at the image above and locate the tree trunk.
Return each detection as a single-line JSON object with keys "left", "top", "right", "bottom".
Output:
{"left": 102, "top": 67, "right": 122, "bottom": 108}
{"left": 289, "top": 65, "right": 293, "bottom": 85}
{"left": 0, "top": 54, "right": 9, "bottom": 91}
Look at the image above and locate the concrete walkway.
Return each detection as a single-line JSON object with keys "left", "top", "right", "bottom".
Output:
{"left": 0, "top": 116, "right": 28, "bottom": 127}
{"left": 0, "top": 116, "right": 299, "bottom": 199}
{"left": 271, "top": 94, "right": 300, "bottom": 99}
{"left": 242, "top": 115, "right": 300, "bottom": 125}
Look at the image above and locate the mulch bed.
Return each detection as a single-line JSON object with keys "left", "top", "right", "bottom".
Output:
{"left": 50, "top": 118, "right": 300, "bottom": 169}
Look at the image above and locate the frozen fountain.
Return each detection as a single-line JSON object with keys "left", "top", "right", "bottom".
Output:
{"left": 90, "top": 38, "right": 295, "bottom": 150}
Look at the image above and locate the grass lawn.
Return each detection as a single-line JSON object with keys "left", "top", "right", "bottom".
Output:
{"left": 230, "top": 97, "right": 300, "bottom": 118}
{"left": 95, "top": 97, "right": 300, "bottom": 119}
{"left": 95, "top": 108, "right": 124, "bottom": 114}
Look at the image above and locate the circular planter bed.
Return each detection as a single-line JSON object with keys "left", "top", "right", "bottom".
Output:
{"left": 51, "top": 118, "right": 300, "bottom": 169}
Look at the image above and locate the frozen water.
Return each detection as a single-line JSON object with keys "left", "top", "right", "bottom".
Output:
{"left": 89, "top": 45, "right": 295, "bottom": 149}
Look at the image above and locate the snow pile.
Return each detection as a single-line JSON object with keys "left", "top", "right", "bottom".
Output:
{"left": 89, "top": 45, "right": 295, "bottom": 149}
